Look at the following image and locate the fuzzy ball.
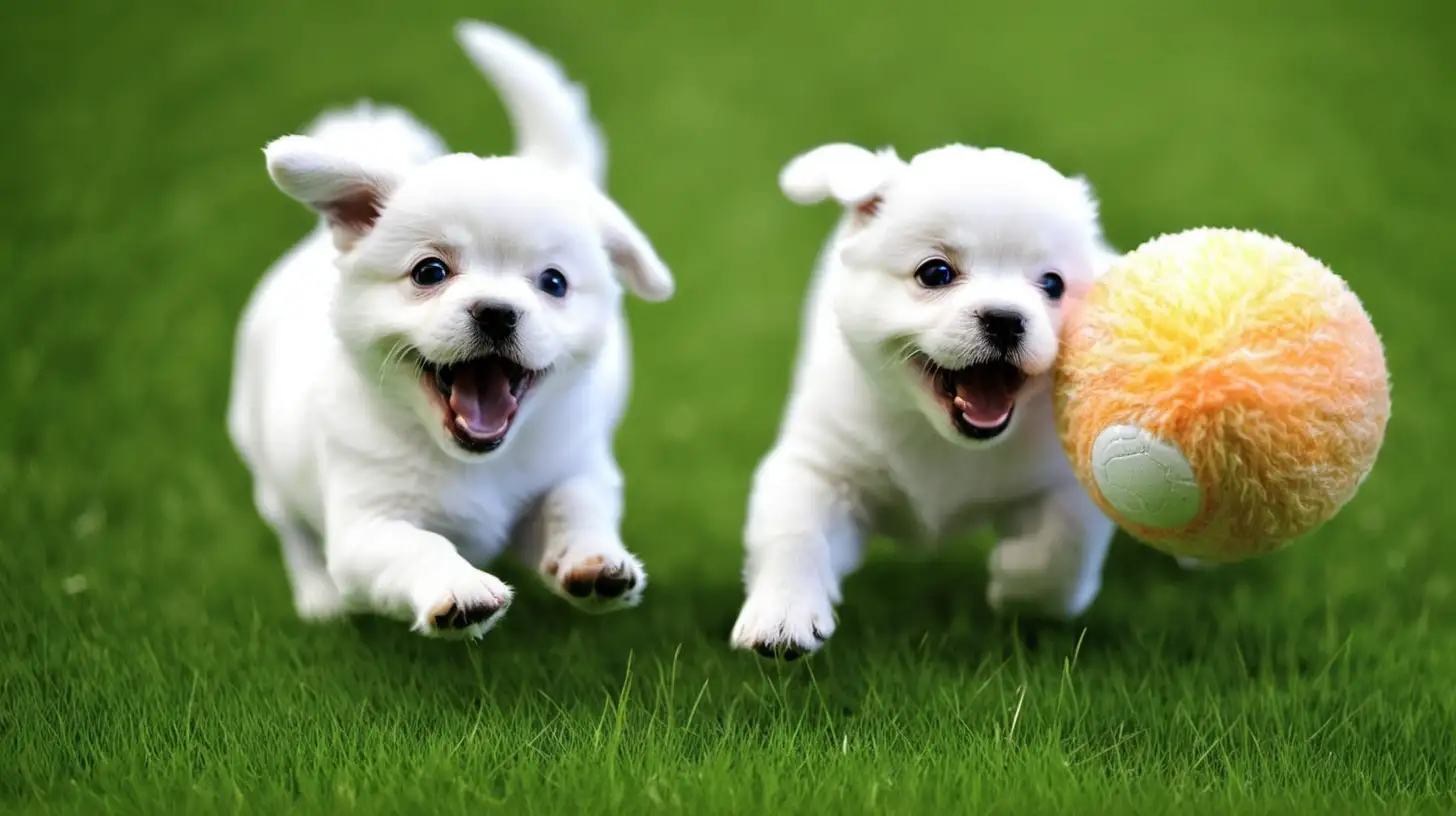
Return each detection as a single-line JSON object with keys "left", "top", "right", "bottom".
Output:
{"left": 1055, "top": 228, "right": 1390, "bottom": 562}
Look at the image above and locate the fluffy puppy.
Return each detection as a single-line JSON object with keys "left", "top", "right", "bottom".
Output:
{"left": 227, "top": 22, "right": 673, "bottom": 638}
{"left": 731, "top": 142, "right": 1119, "bottom": 659}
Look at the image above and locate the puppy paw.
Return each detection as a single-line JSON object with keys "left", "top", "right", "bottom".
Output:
{"left": 292, "top": 577, "right": 347, "bottom": 622}
{"left": 411, "top": 569, "right": 513, "bottom": 639}
{"left": 987, "top": 537, "right": 1099, "bottom": 620}
{"left": 543, "top": 547, "right": 646, "bottom": 613}
{"left": 730, "top": 584, "right": 836, "bottom": 661}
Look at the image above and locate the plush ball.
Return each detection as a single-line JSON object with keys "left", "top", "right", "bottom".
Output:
{"left": 1055, "top": 228, "right": 1390, "bottom": 562}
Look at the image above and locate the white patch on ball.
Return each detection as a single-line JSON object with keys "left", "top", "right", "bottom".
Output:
{"left": 1090, "top": 424, "right": 1201, "bottom": 530}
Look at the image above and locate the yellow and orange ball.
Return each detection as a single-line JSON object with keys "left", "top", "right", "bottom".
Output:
{"left": 1055, "top": 228, "right": 1390, "bottom": 562}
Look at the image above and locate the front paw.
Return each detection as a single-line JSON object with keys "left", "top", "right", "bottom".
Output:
{"left": 411, "top": 568, "right": 513, "bottom": 639}
{"left": 986, "top": 537, "right": 1099, "bottom": 620}
{"left": 543, "top": 547, "right": 646, "bottom": 613}
{"left": 730, "top": 583, "right": 836, "bottom": 661}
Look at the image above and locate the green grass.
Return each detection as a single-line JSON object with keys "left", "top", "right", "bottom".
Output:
{"left": 2, "top": 0, "right": 1454, "bottom": 812}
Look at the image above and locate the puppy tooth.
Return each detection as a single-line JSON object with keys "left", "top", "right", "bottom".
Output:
{"left": 455, "top": 416, "right": 469, "bottom": 431}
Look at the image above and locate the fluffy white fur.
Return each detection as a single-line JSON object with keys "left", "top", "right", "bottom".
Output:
{"left": 228, "top": 21, "right": 672, "bottom": 638}
{"left": 731, "top": 142, "right": 1121, "bottom": 659}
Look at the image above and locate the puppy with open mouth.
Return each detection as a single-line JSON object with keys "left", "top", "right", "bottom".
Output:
{"left": 731, "top": 142, "right": 1120, "bottom": 659}
{"left": 227, "top": 22, "right": 673, "bottom": 638}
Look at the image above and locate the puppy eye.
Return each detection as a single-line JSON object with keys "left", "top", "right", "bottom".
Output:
{"left": 536, "top": 268, "right": 568, "bottom": 298}
{"left": 1038, "top": 271, "right": 1066, "bottom": 300}
{"left": 914, "top": 258, "right": 958, "bottom": 289}
{"left": 410, "top": 257, "right": 450, "bottom": 287}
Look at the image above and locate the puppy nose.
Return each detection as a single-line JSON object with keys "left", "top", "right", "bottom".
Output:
{"left": 469, "top": 301, "right": 520, "bottom": 344}
{"left": 977, "top": 308, "right": 1025, "bottom": 352}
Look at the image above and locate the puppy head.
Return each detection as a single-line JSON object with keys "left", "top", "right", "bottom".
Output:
{"left": 266, "top": 136, "right": 673, "bottom": 460}
{"left": 782, "top": 142, "right": 1110, "bottom": 448}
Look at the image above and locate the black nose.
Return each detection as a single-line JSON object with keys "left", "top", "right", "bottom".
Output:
{"left": 977, "top": 308, "right": 1025, "bottom": 352}
{"left": 470, "top": 302, "right": 520, "bottom": 344}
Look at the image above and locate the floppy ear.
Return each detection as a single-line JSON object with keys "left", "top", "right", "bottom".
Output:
{"left": 592, "top": 193, "right": 674, "bottom": 302}
{"left": 779, "top": 143, "right": 904, "bottom": 220}
{"left": 264, "top": 135, "right": 406, "bottom": 252}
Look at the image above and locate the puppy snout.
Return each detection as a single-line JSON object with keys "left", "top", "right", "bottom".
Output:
{"left": 469, "top": 301, "right": 520, "bottom": 345}
{"left": 976, "top": 308, "right": 1025, "bottom": 353}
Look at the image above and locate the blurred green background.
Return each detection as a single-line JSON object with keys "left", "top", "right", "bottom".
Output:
{"left": 2, "top": 0, "right": 1453, "bottom": 812}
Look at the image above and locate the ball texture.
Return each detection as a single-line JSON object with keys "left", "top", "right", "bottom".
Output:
{"left": 1055, "top": 228, "right": 1390, "bottom": 562}
{"left": 1090, "top": 424, "right": 1202, "bottom": 530}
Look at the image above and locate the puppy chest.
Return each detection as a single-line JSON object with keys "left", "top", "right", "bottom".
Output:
{"left": 872, "top": 451, "right": 1063, "bottom": 540}
{"left": 425, "top": 481, "right": 531, "bottom": 560}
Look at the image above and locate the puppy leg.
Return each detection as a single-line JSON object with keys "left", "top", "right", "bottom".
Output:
{"left": 513, "top": 458, "right": 646, "bottom": 613}
{"left": 987, "top": 481, "right": 1115, "bottom": 620}
{"left": 326, "top": 517, "right": 513, "bottom": 639}
{"left": 278, "top": 522, "right": 346, "bottom": 621}
{"left": 730, "top": 453, "right": 863, "bottom": 660}
{"left": 253, "top": 483, "right": 344, "bottom": 621}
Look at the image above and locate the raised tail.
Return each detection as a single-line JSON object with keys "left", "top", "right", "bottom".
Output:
{"left": 454, "top": 20, "right": 606, "bottom": 187}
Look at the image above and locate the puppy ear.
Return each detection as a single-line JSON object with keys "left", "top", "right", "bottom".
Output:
{"left": 592, "top": 193, "right": 674, "bottom": 302}
{"left": 779, "top": 143, "right": 903, "bottom": 219}
{"left": 264, "top": 135, "right": 406, "bottom": 252}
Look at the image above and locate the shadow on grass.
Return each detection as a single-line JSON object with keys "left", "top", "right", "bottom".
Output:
{"left": 321, "top": 529, "right": 1291, "bottom": 722}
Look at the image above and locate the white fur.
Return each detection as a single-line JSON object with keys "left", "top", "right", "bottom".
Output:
{"left": 228, "top": 21, "right": 672, "bottom": 638}
{"left": 731, "top": 142, "right": 1121, "bottom": 658}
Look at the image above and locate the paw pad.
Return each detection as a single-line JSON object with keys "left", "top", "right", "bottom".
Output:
{"left": 746, "top": 623, "right": 827, "bottom": 662}
{"left": 562, "top": 558, "right": 637, "bottom": 599}
{"left": 427, "top": 596, "right": 505, "bottom": 631}
{"left": 546, "top": 553, "right": 646, "bottom": 611}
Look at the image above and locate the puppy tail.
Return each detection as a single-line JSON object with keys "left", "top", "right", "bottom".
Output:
{"left": 455, "top": 20, "right": 606, "bottom": 188}
{"left": 299, "top": 100, "right": 448, "bottom": 168}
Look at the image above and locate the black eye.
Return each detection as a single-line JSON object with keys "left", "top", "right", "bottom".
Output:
{"left": 1038, "top": 271, "right": 1066, "bottom": 300}
{"left": 914, "top": 258, "right": 957, "bottom": 289}
{"left": 536, "top": 268, "right": 568, "bottom": 298}
{"left": 410, "top": 257, "right": 449, "bottom": 287}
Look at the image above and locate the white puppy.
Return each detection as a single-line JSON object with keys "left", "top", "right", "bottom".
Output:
{"left": 227, "top": 22, "right": 673, "bottom": 638}
{"left": 731, "top": 142, "right": 1119, "bottom": 659}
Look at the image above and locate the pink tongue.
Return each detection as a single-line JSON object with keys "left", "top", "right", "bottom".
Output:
{"left": 448, "top": 359, "right": 517, "bottom": 439}
{"left": 954, "top": 375, "right": 1015, "bottom": 428}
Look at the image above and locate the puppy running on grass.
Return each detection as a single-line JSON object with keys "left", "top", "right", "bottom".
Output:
{"left": 731, "top": 143, "right": 1119, "bottom": 659}
{"left": 228, "top": 22, "right": 673, "bottom": 638}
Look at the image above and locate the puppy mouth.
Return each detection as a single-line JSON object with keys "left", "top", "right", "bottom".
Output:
{"left": 420, "top": 355, "right": 543, "bottom": 453}
{"left": 917, "top": 355, "right": 1028, "bottom": 440}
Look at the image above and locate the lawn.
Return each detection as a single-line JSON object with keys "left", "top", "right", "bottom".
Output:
{"left": 2, "top": 0, "right": 1454, "bottom": 812}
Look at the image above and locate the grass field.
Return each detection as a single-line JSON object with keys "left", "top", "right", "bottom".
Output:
{"left": 3, "top": 0, "right": 1455, "bottom": 812}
